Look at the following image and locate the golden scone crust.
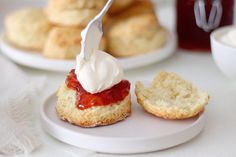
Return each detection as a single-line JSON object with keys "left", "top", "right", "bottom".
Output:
{"left": 106, "top": 0, "right": 167, "bottom": 57}
{"left": 109, "top": 0, "right": 135, "bottom": 15}
{"left": 43, "top": 27, "right": 106, "bottom": 59}
{"left": 47, "top": 0, "right": 107, "bottom": 27}
{"left": 5, "top": 8, "right": 52, "bottom": 51}
{"left": 135, "top": 71, "right": 210, "bottom": 120}
{"left": 56, "top": 83, "right": 131, "bottom": 127}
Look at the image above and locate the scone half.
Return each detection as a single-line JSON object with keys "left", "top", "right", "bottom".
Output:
{"left": 135, "top": 71, "right": 209, "bottom": 119}
{"left": 56, "top": 83, "right": 131, "bottom": 127}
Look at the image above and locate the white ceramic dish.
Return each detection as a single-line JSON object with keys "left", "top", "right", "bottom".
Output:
{"left": 40, "top": 85, "right": 206, "bottom": 154}
{"left": 211, "top": 26, "right": 236, "bottom": 80}
{"left": 0, "top": 31, "right": 176, "bottom": 72}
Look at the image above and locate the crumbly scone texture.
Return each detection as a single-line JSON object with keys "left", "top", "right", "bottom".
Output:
{"left": 56, "top": 83, "right": 131, "bottom": 127}
{"left": 106, "top": 0, "right": 167, "bottom": 57}
{"left": 135, "top": 71, "right": 210, "bottom": 119}
{"left": 46, "top": 0, "right": 107, "bottom": 27}
{"left": 5, "top": 8, "right": 52, "bottom": 51}
{"left": 109, "top": 0, "right": 135, "bottom": 15}
{"left": 43, "top": 27, "right": 106, "bottom": 59}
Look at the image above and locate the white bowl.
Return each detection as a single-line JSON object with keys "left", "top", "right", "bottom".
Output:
{"left": 210, "top": 26, "right": 236, "bottom": 80}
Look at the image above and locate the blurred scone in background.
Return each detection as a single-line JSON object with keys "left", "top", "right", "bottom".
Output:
{"left": 5, "top": 8, "right": 52, "bottom": 51}
{"left": 46, "top": 0, "right": 107, "bottom": 27}
{"left": 106, "top": 0, "right": 167, "bottom": 57}
{"left": 43, "top": 27, "right": 106, "bottom": 59}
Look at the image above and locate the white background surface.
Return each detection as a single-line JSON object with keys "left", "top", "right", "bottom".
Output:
{"left": 1, "top": 0, "right": 236, "bottom": 157}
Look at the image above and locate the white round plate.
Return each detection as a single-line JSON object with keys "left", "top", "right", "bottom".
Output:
{"left": 0, "top": 31, "right": 176, "bottom": 72}
{"left": 40, "top": 87, "right": 205, "bottom": 154}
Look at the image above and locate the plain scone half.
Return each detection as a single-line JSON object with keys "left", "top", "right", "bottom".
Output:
{"left": 135, "top": 71, "right": 210, "bottom": 119}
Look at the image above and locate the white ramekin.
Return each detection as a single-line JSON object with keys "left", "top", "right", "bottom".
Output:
{"left": 210, "top": 26, "right": 236, "bottom": 80}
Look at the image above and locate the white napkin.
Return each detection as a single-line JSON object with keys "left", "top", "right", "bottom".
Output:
{"left": 0, "top": 56, "right": 45, "bottom": 156}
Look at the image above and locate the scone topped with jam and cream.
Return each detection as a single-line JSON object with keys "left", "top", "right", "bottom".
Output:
{"left": 56, "top": 68, "right": 131, "bottom": 127}
{"left": 56, "top": 0, "right": 131, "bottom": 127}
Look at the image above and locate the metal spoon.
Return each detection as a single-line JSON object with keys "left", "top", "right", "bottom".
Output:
{"left": 80, "top": 0, "right": 113, "bottom": 60}
{"left": 194, "top": 0, "right": 222, "bottom": 32}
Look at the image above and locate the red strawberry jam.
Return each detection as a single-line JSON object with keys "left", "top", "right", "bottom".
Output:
{"left": 66, "top": 69, "right": 130, "bottom": 110}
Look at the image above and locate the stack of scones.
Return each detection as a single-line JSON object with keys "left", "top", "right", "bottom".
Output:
{"left": 5, "top": 0, "right": 167, "bottom": 59}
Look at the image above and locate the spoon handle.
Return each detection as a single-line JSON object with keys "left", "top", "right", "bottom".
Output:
{"left": 80, "top": 0, "right": 113, "bottom": 60}
{"left": 94, "top": 0, "right": 113, "bottom": 22}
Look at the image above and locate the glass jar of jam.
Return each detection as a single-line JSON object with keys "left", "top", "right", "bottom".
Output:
{"left": 177, "top": 0, "right": 234, "bottom": 51}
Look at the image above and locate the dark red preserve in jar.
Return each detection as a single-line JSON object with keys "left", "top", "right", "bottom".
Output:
{"left": 177, "top": 0, "right": 234, "bottom": 51}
